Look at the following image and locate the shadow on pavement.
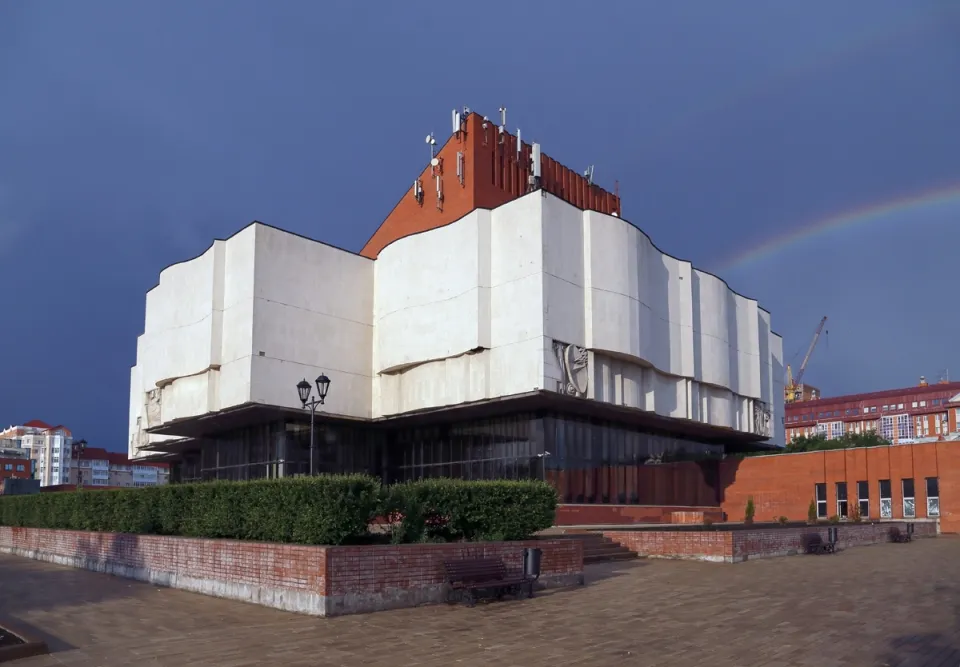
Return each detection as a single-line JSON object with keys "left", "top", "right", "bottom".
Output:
{"left": 0, "top": 531, "right": 148, "bottom": 617}
{"left": 877, "top": 591, "right": 960, "bottom": 666}
{"left": 0, "top": 613, "right": 72, "bottom": 654}
{"left": 584, "top": 559, "right": 648, "bottom": 585}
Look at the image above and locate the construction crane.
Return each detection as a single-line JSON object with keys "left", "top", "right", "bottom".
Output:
{"left": 785, "top": 316, "right": 828, "bottom": 404}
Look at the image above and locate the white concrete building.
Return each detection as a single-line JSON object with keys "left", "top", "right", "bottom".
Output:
{"left": 131, "top": 110, "right": 783, "bottom": 508}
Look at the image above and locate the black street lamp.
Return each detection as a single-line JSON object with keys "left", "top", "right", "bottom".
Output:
{"left": 73, "top": 439, "right": 88, "bottom": 490}
{"left": 536, "top": 451, "right": 552, "bottom": 483}
{"left": 296, "top": 374, "right": 331, "bottom": 476}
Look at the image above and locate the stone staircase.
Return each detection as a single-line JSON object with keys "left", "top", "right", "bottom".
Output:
{"left": 571, "top": 532, "right": 638, "bottom": 564}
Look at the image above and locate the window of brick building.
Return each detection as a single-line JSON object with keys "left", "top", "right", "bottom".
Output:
{"left": 926, "top": 477, "right": 940, "bottom": 517}
{"left": 835, "top": 482, "right": 848, "bottom": 518}
{"left": 815, "top": 483, "right": 828, "bottom": 519}
{"left": 857, "top": 480, "right": 869, "bottom": 518}
{"left": 902, "top": 478, "right": 916, "bottom": 518}
{"left": 879, "top": 479, "right": 893, "bottom": 518}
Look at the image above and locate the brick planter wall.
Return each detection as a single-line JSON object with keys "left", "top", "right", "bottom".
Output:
{"left": 603, "top": 521, "right": 937, "bottom": 563}
{"left": 556, "top": 504, "right": 723, "bottom": 526}
{"left": 0, "top": 527, "right": 583, "bottom": 616}
{"left": 602, "top": 529, "right": 732, "bottom": 562}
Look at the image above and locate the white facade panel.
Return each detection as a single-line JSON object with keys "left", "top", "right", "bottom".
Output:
{"left": 250, "top": 224, "right": 373, "bottom": 419}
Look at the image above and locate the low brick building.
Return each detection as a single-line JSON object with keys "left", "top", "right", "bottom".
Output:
{"left": 719, "top": 441, "right": 960, "bottom": 532}
{"left": 0, "top": 450, "right": 32, "bottom": 483}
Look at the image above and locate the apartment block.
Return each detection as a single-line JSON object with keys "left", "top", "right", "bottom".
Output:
{"left": 67, "top": 446, "right": 169, "bottom": 488}
{"left": 0, "top": 420, "right": 73, "bottom": 486}
{"left": 785, "top": 378, "right": 960, "bottom": 444}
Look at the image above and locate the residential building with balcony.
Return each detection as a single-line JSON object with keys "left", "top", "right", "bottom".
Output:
{"left": 785, "top": 378, "right": 960, "bottom": 444}
{"left": 68, "top": 446, "right": 170, "bottom": 488}
{"left": 0, "top": 420, "right": 73, "bottom": 486}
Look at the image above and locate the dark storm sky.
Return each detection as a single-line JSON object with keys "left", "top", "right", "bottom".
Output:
{"left": 1, "top": 1, "right": 958, "bottom": 449}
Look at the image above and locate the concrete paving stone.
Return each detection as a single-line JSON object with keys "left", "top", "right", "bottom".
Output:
{"left": 3, "top": 538, "right": 960, "bottom": 665}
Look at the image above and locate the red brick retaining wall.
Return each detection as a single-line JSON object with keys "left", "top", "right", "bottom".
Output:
{"left": 0, "top": 527, "right": 583, "bottom": 616}
{"left": 603, "top": 521, "right": 937, "bottom": 563}
{"left": 556, "top": 504, "right": 723, "bottom": 526}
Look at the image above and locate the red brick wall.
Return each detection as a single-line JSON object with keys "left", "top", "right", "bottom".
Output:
{"left": 731, "top": 522, "right": 936, "bottom": 560}
{"left": 602, "top": 529, "right": 731, "bottom": 561}
{"left": 0, "top": 527, "right": 582, "bottom": 615}
{"left": 325, "top": 540, "right": 582, "bottom": 609}
{"left": 0, "top": 526, "right": 327, "bottom": 595}
{"left": 556, "top": 504, "right": 723, "bottom": 526}
{"left": 720, "top": 443, "right": 957, "bottom": 531}
{"left": 0, "top": 456, "right": 31, "bottom": 481}
{"left": 604, "top": 522, "right": 936, "bottom": 563}
{"left": 360, "top": 113, "right": 619, "bottom": 259}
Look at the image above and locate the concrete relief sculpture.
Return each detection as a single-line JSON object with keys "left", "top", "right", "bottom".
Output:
{"left": 644, "top": 452, "right": 665, "bottom": 466}
{"left": 145, "top": 389, "right": 162, "bottom": 428}
{"left": 129, "top": 416, "right": 146, "bottom": 452}
{"left": 753, "top": 401, "right": 772, "bottom": 438}
{"left": 552, "top": 340, "right": 589, "bottom": 398}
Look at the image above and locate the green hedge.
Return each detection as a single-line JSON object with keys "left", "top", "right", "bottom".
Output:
{"left": 384, "top": 479, "right": 558, "bottom": 543}
{"left": 0, "top": 476, "right": 557, "bottom": 546}
{"left": 0, "top": 475, "right": 381, "bottom": 546}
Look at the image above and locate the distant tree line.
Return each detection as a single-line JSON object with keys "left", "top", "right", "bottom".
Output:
{"left": 744, "top": 432, "right": 891, "bottom": 457}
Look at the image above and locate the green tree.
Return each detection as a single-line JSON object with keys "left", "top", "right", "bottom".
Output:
{"left": 783, "top": 432, "right": 890, "bottom": 454}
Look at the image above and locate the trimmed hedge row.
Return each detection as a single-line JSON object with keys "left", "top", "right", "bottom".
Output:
{"left": 384, "top": 478, "right": 557, "bottom": 543}
{"left": 0, "top": 475, "right": 557, "bottom": 546}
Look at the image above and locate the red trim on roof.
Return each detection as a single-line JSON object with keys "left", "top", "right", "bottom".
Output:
{"left": 789, "top": 381, "right": 960, "bottom": 408}
{"left": 23, "top": 420, "right": 52, "bottom": 429}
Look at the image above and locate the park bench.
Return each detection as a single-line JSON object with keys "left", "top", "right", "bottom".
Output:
{"left": 889, "top": 526, "right": 912, "bottom": 543}
{"left": 443, "top": 557, "right": 534, "bottom": 606}
{"left": 801, "top": 532, "right": 835, "bottom": 555}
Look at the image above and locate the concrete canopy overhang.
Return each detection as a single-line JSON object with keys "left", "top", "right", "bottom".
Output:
{"left": 144, "top": 391, "right": 774, "bottom": 454}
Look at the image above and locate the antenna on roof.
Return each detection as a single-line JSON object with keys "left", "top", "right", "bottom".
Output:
{"left": 529, "top": 142, "right": 542, "bottom": 192}
{"left": 481, "top": 116, "right": 490, "bottom": 146}
{"left": 584, "top": 165, "right": 595, "bottom": 185}
{"left": 425, "top": 133, "right": 437, "bottom": 159}
{"left": 451, "top": 110, "right": 462, "bottom": 136}
{"left": 498, "top": 106, "right": 507, "bottom": 144}
{"left": 516, "top": 128, "right": 522, "bottom": 160}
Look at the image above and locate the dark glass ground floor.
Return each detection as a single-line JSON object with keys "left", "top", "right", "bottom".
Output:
{"left": 165, "top": 410, "right": 736, "bottom": 506}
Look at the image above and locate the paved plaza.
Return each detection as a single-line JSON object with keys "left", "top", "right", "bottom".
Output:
{"left": 2, "top": 538, "right": 960, "bottom": 666}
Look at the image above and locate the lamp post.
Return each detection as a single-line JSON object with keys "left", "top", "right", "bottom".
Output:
{"left": 73, "top": 439, "right": 87, "bottom": 490}
{"left": 536, "top": 451, "right": 552, "bottom": 483}
{"left": 296, "top": 374, "right": 331, "bottom": 476}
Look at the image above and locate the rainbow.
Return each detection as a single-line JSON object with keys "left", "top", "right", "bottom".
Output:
{"left": 715, "top": 181, "right": 960, "bottom": 271}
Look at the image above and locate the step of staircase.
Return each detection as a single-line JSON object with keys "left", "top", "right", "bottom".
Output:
{"left": 566, "top": 532, "right": 639, "bottom": 564}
